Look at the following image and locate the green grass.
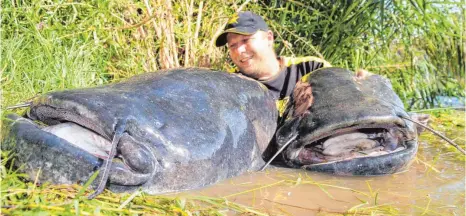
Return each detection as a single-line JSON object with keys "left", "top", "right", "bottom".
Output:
{"left": 1, "top": 106, "right": 463, "bottom": 215}
{"left": 1, "top": 1, "right": 112, "bottom": 108}
{"left": 1, "top": 0, "right": 464, "bottom": 215}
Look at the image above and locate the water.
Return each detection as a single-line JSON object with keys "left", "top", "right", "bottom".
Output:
{"left": 434, "top": 96, "right": 465, "bottom": 108}
{"left": 411, "top": 96, "right": 465, "bottom": 110}
{"left": 181, "top": 111, "right": 465, "bottom": 215}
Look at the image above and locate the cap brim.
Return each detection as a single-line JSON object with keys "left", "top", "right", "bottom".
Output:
{"left": 215, "top": 27, "right": 258, "bottom": 47}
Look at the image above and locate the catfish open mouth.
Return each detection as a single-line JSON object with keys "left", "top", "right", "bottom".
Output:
{"left": 6, "top": 113, "right": 153, "bottom": 175}
{"left": 6, "top": 112, "right": 111, "bottom": 159}
{"left": 21, "top": 101, "right": 116, "bottom": 161}
{"left": 5, "top": 113, "right": 107, "bottom": 186}
{"left": 277, "top": 113, "right": 419, "bottom": 176}
{"left": 296, "top": 127, "right": 408, "bottom": 165}
{"left": 7, "top": 106, "right": 158, "bottom": 192}
{"left": 36, "top": 122, "right": 112, "bottom": 159}
{"left": 19, "top": 117, "right": 153, "bottom": 196}
{"left": 41, "top": 121, "right": 112, "bottom": 160}
{"left": 275, "top": 119, "right": 420, "bottom": 177}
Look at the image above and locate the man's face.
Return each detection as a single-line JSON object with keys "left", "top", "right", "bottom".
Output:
{"left": 226, "top": 31, "right": 276, "bottom": 80}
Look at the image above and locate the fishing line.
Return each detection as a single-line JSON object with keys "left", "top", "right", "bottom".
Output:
{"left": 5, "top": 102, "right": 32, "bottom": 110}
{"left": 401, "top": 116, "right": 465, "bottom": 155}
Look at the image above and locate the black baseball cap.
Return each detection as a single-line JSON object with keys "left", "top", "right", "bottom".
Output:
{"left": 215, "top": 11, "right": 269, "bottom": 47}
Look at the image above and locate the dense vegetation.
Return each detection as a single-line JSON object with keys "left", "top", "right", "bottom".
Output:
{"left": 1, "top": 0, "right": 464, "bottom": 215}
{"left": 1, "top": 0, "right": 464, "bottom": 110}
{"left": 257, "top": 0, "right": 465, "bottom": 109}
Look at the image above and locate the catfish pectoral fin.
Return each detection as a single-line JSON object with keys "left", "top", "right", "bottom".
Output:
{"left": 118, "top": 134, "right": 157, "bottom": 174}
{"left": 108, "top": 161, "right": 153, "bottom": 186}
{"left": 103, "top": 132, "right": 158, "bottom": 187}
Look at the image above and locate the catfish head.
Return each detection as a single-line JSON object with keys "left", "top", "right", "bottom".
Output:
{"left": 275, "top": 68, "right": 429, "bottom": 176}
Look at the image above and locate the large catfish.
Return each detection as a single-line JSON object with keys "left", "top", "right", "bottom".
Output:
{"left": 4, "top": 68, "right": 278, "bottom": 194}
{"left": 275, "top": 67, "right": 427, "bottom": 175}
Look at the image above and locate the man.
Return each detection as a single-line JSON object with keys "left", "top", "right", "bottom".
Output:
{"left": 215, "top": 11, "right": 331, "bottom": 103}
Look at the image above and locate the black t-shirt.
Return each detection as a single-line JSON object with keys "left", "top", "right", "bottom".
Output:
{"left": 260, "top": 56, "right": 331, "bottom": 100}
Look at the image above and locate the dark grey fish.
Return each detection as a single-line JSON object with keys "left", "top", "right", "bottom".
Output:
{"left": 4, "top": 68, "right": 278, "bottom": 194}
{"left": 275, "top": 67, "right": 426, "bottom": 175}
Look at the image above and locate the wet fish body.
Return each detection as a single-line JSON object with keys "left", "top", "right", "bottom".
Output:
{"left": 4, "top": 68, "right": 278, "bottom": 194}
{"left": 4, "top": 67, "right": 425, "bottom": 194}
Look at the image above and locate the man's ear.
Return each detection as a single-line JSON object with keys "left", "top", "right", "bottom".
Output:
{"left": 266, "top": 30, "right": 274, "bottom": 47}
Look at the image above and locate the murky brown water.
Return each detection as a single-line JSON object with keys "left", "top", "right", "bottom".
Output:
{"left": 180, "top": 113, "right": 466, "bottom": 215}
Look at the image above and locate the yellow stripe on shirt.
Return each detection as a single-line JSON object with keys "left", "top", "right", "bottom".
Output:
{"left": 282, "top": 56, "right": 332, "bottom": 68}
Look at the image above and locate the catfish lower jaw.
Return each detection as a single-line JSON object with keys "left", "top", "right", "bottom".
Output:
{"left": 293, "top": 128, "right": 407, "bottom": 165}
{"left": 21, "top": 117, "right": 156, "bottom": 186}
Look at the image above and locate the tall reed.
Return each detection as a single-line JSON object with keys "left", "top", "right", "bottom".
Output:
{"left": 254, "top": 0, "right": 464, "bottom": 109}
{"left": 1, "top": 0, "right": 463, "bottom": 109}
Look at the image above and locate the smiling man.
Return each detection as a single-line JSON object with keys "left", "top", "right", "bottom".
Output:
{"left": 215, "top": 11, "right": 331, "bottom": 101}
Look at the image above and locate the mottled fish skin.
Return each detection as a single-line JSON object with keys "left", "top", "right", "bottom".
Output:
{"left": 276, "top": 67, "right": 418, "bottom": 176}
{"left": 4, "top": 68, "right": 278, "bottom": 194}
